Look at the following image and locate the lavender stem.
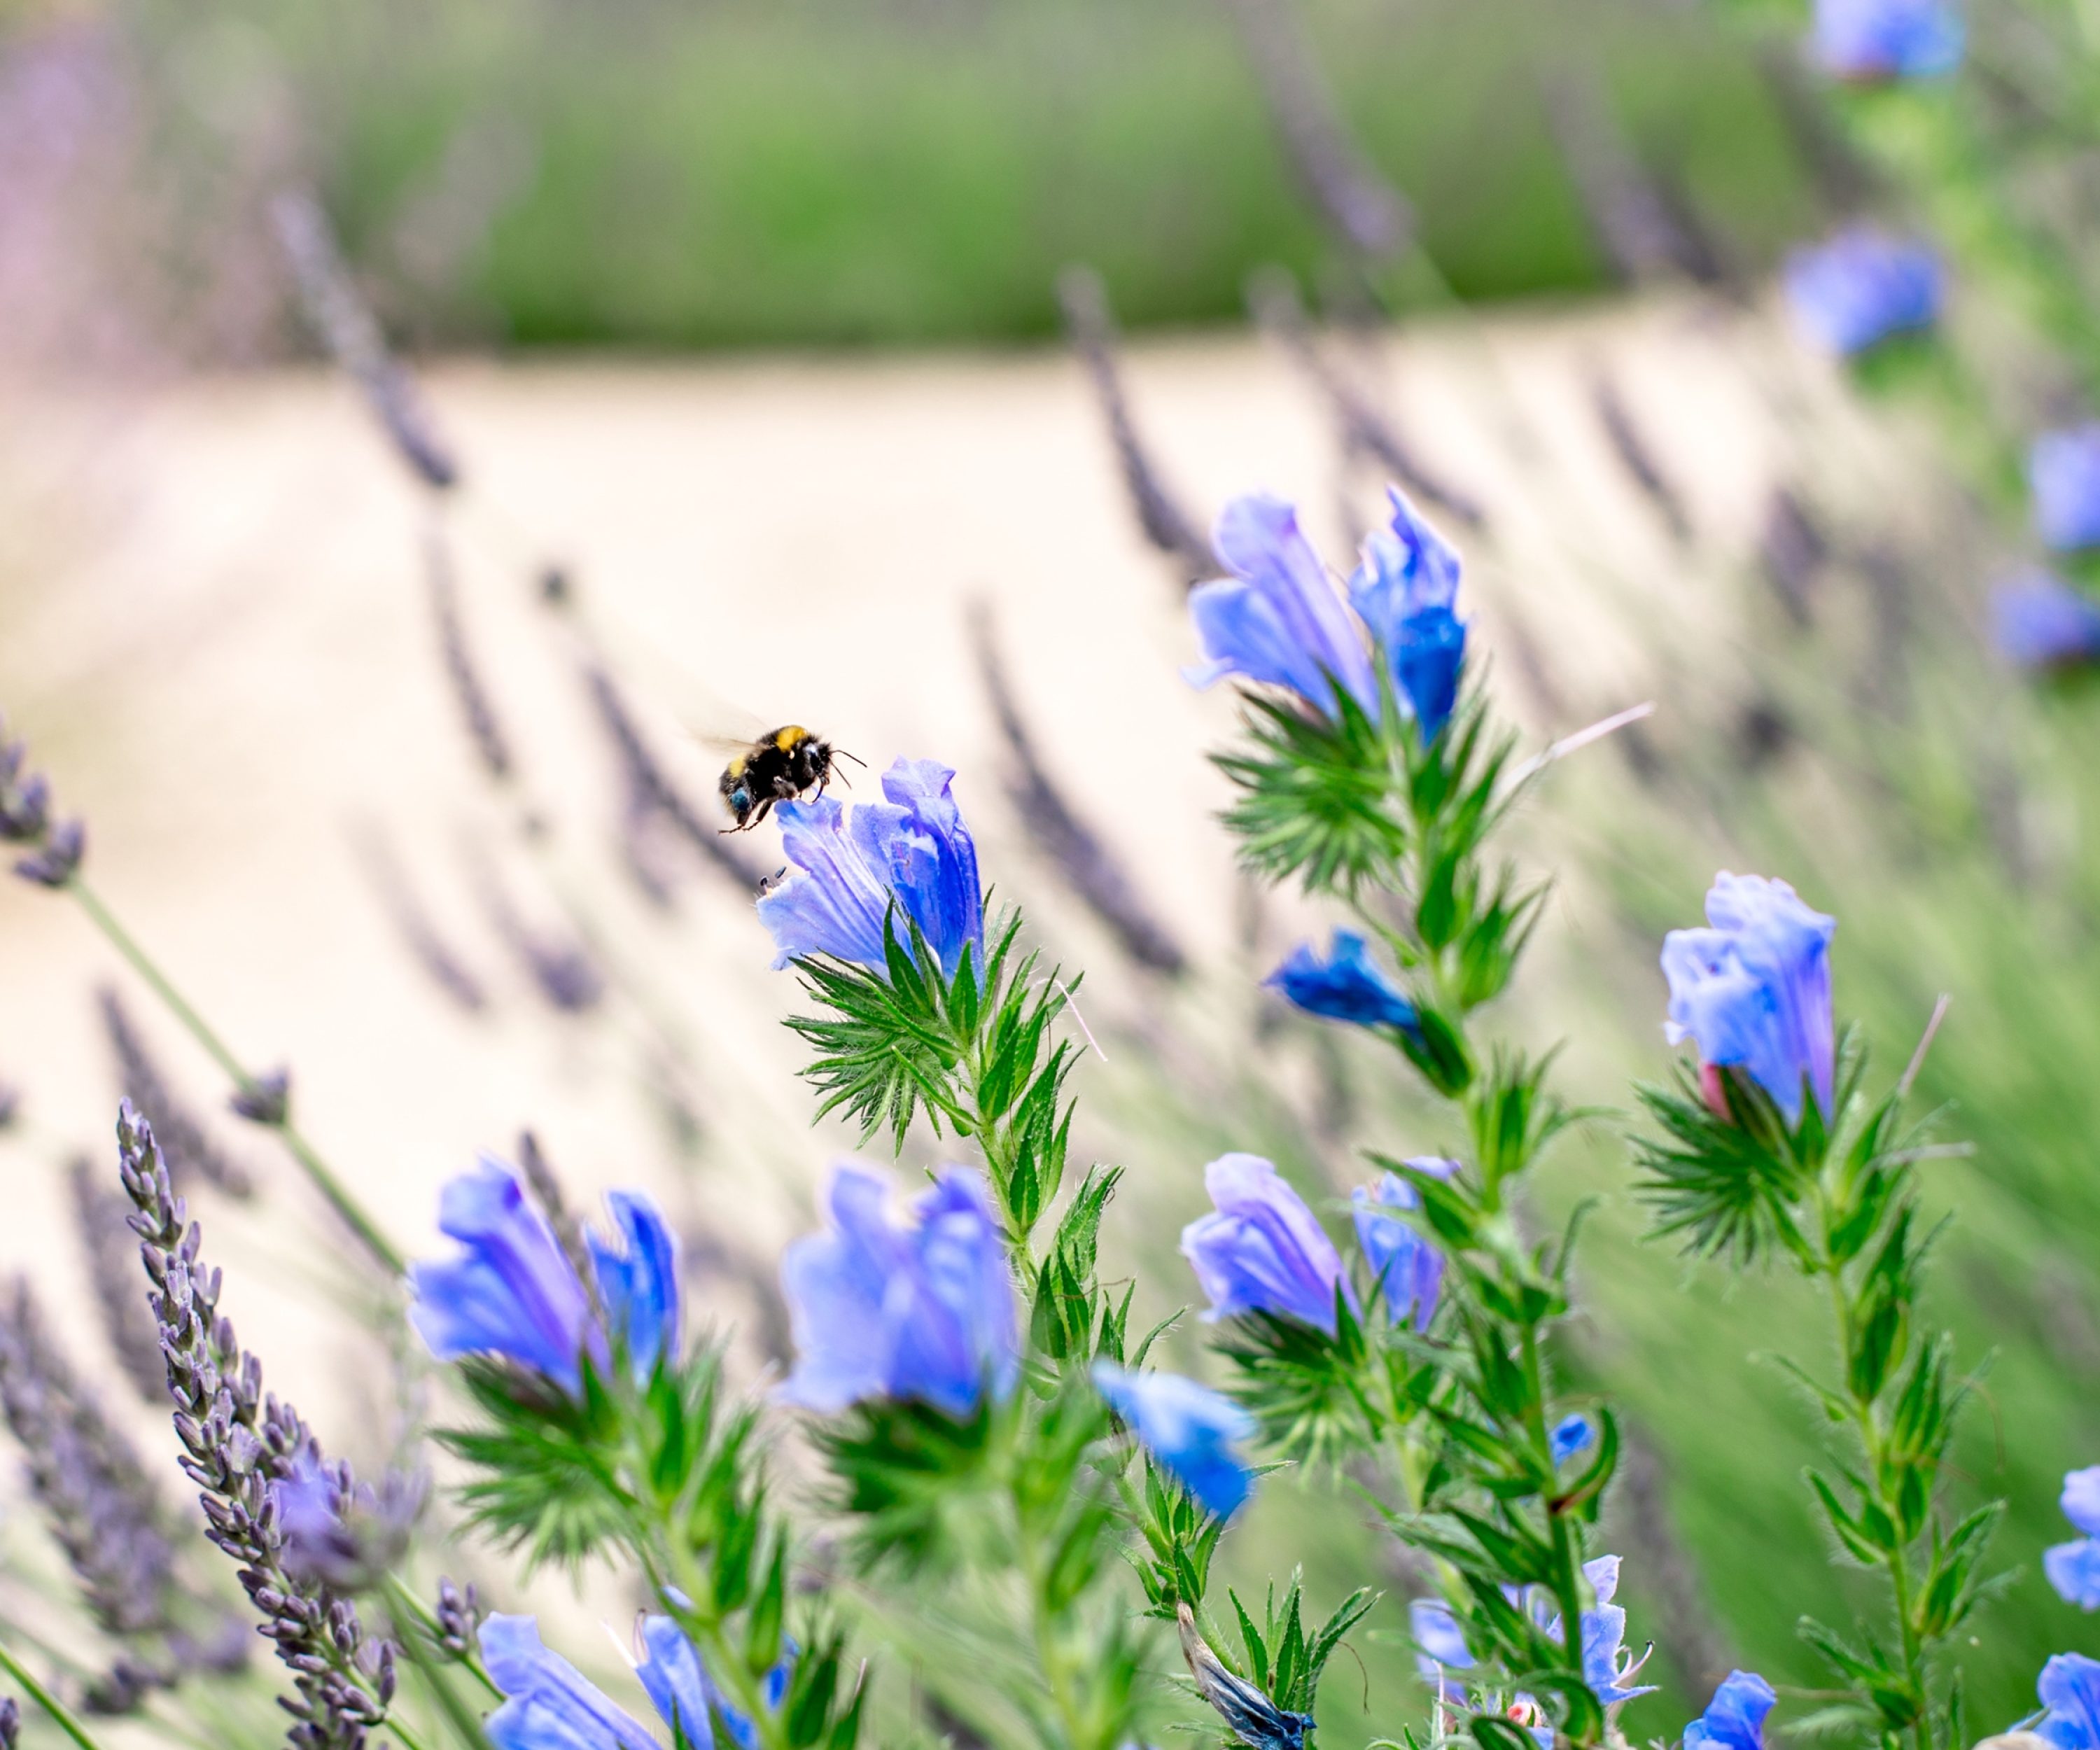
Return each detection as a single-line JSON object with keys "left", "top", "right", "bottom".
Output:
{"left": 0, "top": 1637, "right": 105, "bottom": 1750}
{"left": 66, "top": 883, "right": 405, "bottom": 1276}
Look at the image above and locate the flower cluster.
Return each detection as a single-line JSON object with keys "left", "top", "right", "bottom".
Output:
{"left": 1784, "top": 227, "right": 1943, "bottom": 357}
{"left": 408, "top": 1156, "right": 682, "bottom": 1393}
{"left": 0, "top": 714, "right": 83, "bottom": 889}
{"left": 1187, "top": 488, "right": 1468, "bottom": 741}
{"left": 756, "top": 759, "right": 983, "bottom": 976}
{"left": 1662, "top": 872, "right": 1836, "bottom": 1126}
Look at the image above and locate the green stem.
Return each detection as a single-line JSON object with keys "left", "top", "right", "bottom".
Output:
{"left": 0, "top": 1634, "right": 106, "bottom": 1750}
{"left": 1018, "top": 1496, "right": 1095, "bottom": 1750}
{"left": 67, "top": 878, "right": 406, "bottom": 1276}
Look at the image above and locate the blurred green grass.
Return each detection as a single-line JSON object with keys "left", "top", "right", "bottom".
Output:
{"left": 124, "top": 0, "right": 1818, "bottom": 349}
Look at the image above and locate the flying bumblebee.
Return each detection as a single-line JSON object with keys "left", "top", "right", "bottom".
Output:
{"left": 718, "top": 727, "right": 862, "bottom": 832}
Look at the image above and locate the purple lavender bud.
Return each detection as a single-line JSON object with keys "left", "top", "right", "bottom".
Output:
{"left": 1662, "top": 872, "right": 1836, "bottom": 1126}
{"left": 1784, "top": 227, "right": 1942, "bottom": 356}
{"left": 229, "top": 1068, "right": 291, "bottom": 1127}
{"left": 13, "top": 818, "right": 83, "bottom": 888}
{"left": 757, "top": 760, "right": 985, "bottom": 978}
{"left": 1182, "top": 1153, "right": 1356, "bottom": 1335}
{"left": 0, "top": 1696, "right": 18, "bottom": 1749}
{"left": 1993, "top": 573, "right": 2100, "bottom": 670}
{"left": 779, "top": 1163, "right": 1018, "bottom": 1419}
{"left": 1813, "top": 0, "right": 1963, "bottom": 79}
{"left": 2031, "top": 426, "right": 2100, "bottom": 552}
{"left": 433, "top": 1578, "right": 481, "bottom": 1657}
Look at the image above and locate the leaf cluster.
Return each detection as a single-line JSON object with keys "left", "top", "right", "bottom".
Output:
{"left": 1221, "top": 1576, "right": 1378, "bottom": 1718}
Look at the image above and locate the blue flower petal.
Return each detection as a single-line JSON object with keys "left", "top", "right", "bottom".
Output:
{"left": 1784, "top": 227, "right": 1942, "bottom": 356}
{"left": 1813, "top": 0, "right": 1964, "bottom": 78}
{"left": 480, "top": 1616, "right": 662, "bottom": 1750}
{"left": 1093, "top": 1362, "right": 1256, "bottom": 1521}
{"left": 2032, "top": 428, "right": 2100, "bottom": 553}
{"left": 2048, "top": 1541, "right": 2100, "bottom": 1611}
{"left": 1409, "top": 1599, "right": 1476, "bottom": 1676}
{"left": 590, "top": 1192, "right": 682, "bottom": 1382}
{"left": 1551, "top": 1413, "right": 1595, "bottom": 1466}
{"left": 1182, "top": 1153, "right": 1356, "bottom": 1334}
{"left": 1993, "top": 573, "right": 2100, "bottom": 670}
{"left": 1268, "top": 931, "right": 1420, "bottom": 1033}
{"left": 2040, "top": 1654, "right": 2100, "bottom": 1750}
{"left": 637, "top": 1616, "right": 715, "bottom": 1750}
{"left": 1684, "top": 1670, "right": 1778, "bottom": 1750}
{"left": 1350, "top": 1166, "right": 1451, "bottom": 1327}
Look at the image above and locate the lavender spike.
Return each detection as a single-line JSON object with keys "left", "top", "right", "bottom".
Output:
{"left": 968, "top": 603, "right": 1186, "bottom": 976}
{"left": 68, "top": 1158, "right": 165, "bottom": 1403}
{"left": 0, "top": 1082, "right": 17, "bottom": 1133}
{"left": 426, "top": 527, "right": 514, "bottom": 784}
{"left": 472, "top": 853, "right": 603, "bottom": 1014}
{"left": 115, "top": 1103, "right": 391, "bottom": 1750}
{"left": 431, "top": 1579, "right": 480, "bottom": 1658}
{"left": 1054, "top": 267, "right": 1217, "bottom": 584}
{"left": 349, "top": 829, "right": 489, "bottom": 1014}
{"left": 1591, "top": 373, "right": 1692, "bottom": 544}
{"left": 271, "top": 190, "right": 460, "bottom": 493}
{"left": 1542, "top": 68, "right": 1710, "bottom": 288}
{"left": 1759, "top": 487, "right": 1826, "bottom": 629}
{"left": 99, "top": 990, "right": 254, "bottom": 1198}
{"left": 1219, "top": 0, "right": 1410, "bottom": 260}
{"left": 1247, "top": 269, "right": 1485, "bottom": 529}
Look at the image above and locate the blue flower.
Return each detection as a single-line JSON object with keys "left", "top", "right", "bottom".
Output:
{"left": 1092, "top": 1362, "right": 1256, "bottom": 1521}
{"left": 1179, "top": 1606, "right": 1315, "bottom": 1750}
{"left": 1187, "top": 495, "right": 1378, "bottom": 717}
{"left": 1350, "top": 1163, "right": 1453, "bottom": 1327}
{"left": 1684, "top": 1670, "right": 1778, "bottom": 1750}
{"left": 1186, "top": 489, "right": 1468, "bottom": 740}
{"left": 1267, "top": 932, "right": 1420, "bottom": 1034}
{"left": 2046, "top": 1467, "right": 2100, "bottom": 1609}
{"left": 1551, "top": 1413, "right": 1595, "bottom": 1466}
{"left": 409, "top": 1157, "right": 604, "bottom": 1395}
{"left": 2037, "top": 1653, "right": 2100, "bottom": 1750}
{"left": 481, "top": 1614, "right": 687, "bottom": 1750}
{"left": 756, "top": 759, "right": 984, "bottom": 976}
{"left": 779, "top": 1163, "right": 1018, "bottom": 1420}
{"left": 1182, "top": 1153, "right": 1356, "bottom": 1335}
{"left": 1784, "top": 228, "right": 1942, "bottom": 357}
{"left": 1813, "top": 0, "right": 1963, "bottom": 78}
{"left": 1349, "top": 487, "right": 1469, "bottom": 741}
{"left": 2031, "top": 426, "right": 2100, "bottom": 552}
{"left": 1410, "top": 1598, "right": 1476, "bottom": 1679}
{"left": 1662, "top": 872, "right": 1837, "bottom": 1126}
{"left": 1580, "top": 1555, "right": 1656, "bottom": 1709}
{"left": 589, "top": 1191, "right": 682, "bottom": 1381}
{"left": 1994, "top": 573, "right": 2100, "bottom": 670}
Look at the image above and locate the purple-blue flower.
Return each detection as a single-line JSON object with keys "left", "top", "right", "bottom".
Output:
{"left": 2031, "top": 426, "right": 2100, "bottom": 552}
{"left": 482, "top": 1614, "right": 699, "bottom": 1750}
{"left": 1268, "top": 932, "right": 1420, "bottom": 1034}
{"left": 1182, "top": 1153, "right": 1356, "bottom": 1335}
{"left": 1784, "top": 228, "right": 1942, "bottom": 357}
{"left": 409, "top": 1158, "right": 683, "bottom": 1393}
{"left": 1813, "top": 0, "right": 1963, "bottom": 79}
{"left": 756, "top": 759, "right": 984, "bottom": 976}
{"left": 1551, "top": 1413, "right": 1595, "bottom": 1466}
{"left": 2037, "top": 1653, "right": 2100, "bottom": 1750}
{"left": 1685, "top": 1670, "right": 1778, "bottom": 1750}
{"left": 1410, "top": 1598, "right": 1476, "bottom": 1679}
{"left": 1092, "top": 1361, "right": 1256, "bottom": 1520}
{"left": 779, "top": 1163, "right": 1018, "bottom": 1420}
{"left": 1349, "top": 486, "right": 1469, "bottom": 740}
{"left": 1994, "top": 574, "right": 2100, "bottom": 670}
{"left": 1578, "top": 1556, "right": 1656, "bottom": 1708}
{"left": 589, "top": 1191, "right": 682, "bottom": 1380}
{"left": 1350, "top": 1163, "right": 1453, "bottom": 1326}
{"left": 1186, "top": 489, "right": 1467, "bottom": 740}
{"left": 1662, "top": 872, "right": 1837, "bottom": 1126}
{"left": 410, "top": 1158, "right": 605, "bottom": 1394}
{"left": 2046, "top": 1467, "right": 2100, "bottom": 1609}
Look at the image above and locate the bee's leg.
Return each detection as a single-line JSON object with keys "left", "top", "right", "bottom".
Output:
{"left": 750, "top": 794, "right": 778, "bottom": 828}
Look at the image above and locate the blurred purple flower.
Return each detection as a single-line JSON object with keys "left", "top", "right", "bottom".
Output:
{"left": 1182, "top": 1153, "right": 1355, "bottom": 1334}
{"left": 1684, "top": 1670, "right": 1778, "bottom": 1750}
{"left": 1551, "top": 1413, "right": 1595, "bottom": 1466}
{"left": 779, "top": 1163, "right": 1017, "bottom": 1420}
{"left": 1994, "top": 574, "right": 2100, "bottom": 670}
{"left": 1662, "top": 872, "right": 1836, "bottom": 1125}
{"left": 2032, "top": 426, "right": 2100, "bottom": 552}
{"left": 589, "top": 1191, "right": 682, "bottom": 1380}
{"left": 1350, "top": 1163, "right": 1452, "bottom": 1326}
{"left": 482, "top": 1614, "right": 722, "bottom": 1750}
{"left": 1813, "top": 0, "right": 1963, "bottom": 79}
{"left": 2046, "top": 1466, "right": 2100, "bottom": 1609}
{"left": 757, "top": 759, "right": 984, "bottom": 976}
{"left": 1410, "top": 1598, "right": 1476, "bottom": 1678}
{"left": 2038, "top": 1653, "right": 2100, "bottom": 1750}
{"left": 1092, "top": 1361, "right": 1255, "bottom": 1520}
{"left": 272, "top": 1449, "right": 421, "bottom": 1592}
{"left": 1268, "top": 931, "right": 1420, "bottom": 1034}
{"left": 1784, "top": 228, "right": 1942, "bottom": 356}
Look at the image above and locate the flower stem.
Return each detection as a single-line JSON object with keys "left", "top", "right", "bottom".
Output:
{"left": 66, "top": 878, "right": 405, "bottom": 1275}
{"left": 0, "top": 1634, "right": 106, "bottom": 1750}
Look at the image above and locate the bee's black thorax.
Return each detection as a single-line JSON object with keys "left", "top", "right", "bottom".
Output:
{"left": 718, "top": 727, "right": 841, "bottom": 831}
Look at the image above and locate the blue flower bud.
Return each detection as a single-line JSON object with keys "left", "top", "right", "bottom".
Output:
{"left": 780, "top": 1163, "right": 1018, "bottom": 1420}
{"left": 2032, "top": 426, "right": 2100, "bottom": 552}
{"left": 1550, "top": 1413, "right": 1595, "bottom": 1466}
{"left": 589, "top": 1191, "right": 682, "bottom": 1382}
{"left": 1812, "top": 0, "right": 1963, "bottom": 79}
{"left": 1350, "top": 1165, "right": 1452, "bottom": 1327}
{"left": 1349, "top": 487, "right": 1468, "bottom": 741}
{"left": 1182, "top": 1154, "right": 1355, "bottom": 1335}
{"left": 1662, "top": 872, "right": 1836, "bottom": 1126}
{"left": 1177, "top": 1605, "right": 1315, "bottom": 1750}
{"left": 1784, "top": 227, "right": 1942, "bottom": 356}
{"left": 1684, "top": 1670, "right": 1778, "bottom": 1750}
{"left": 1268, "top": 932, "right": 1420, "bottom": 1035}
{"left": 1994, "top": 574, "right": 2100, "bottom": 671}
{"left": 481, "top": 1614, "right": 679, "bottom": 1750}
{"left": 2037, "top": 1653, "right": 2100, "bottom": 1750}
{"left": 1091, "top": 1361, "right": 1255, "bottom": 1520}
{"left": 757, "top": 759, "right": 984, "bottom": 977}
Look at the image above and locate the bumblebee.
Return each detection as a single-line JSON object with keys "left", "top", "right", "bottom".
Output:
{"left": 718, "top": 727, "right": 861, "bottom": 832}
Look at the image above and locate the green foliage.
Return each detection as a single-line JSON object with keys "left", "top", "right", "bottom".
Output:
{"left": 441, "top": 1359, "right": 631, "bottom": 1570}
{"left": 1225, "top": 1575, "right": 1380, "bottom": 1717}
{"left": 1217, "top": 689, "right": 1410, "bottom": 897}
